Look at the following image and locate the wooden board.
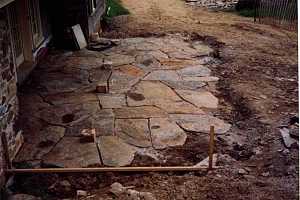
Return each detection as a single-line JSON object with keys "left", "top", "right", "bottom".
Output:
{"left": 72, "top": 24, "right": 87, "bottom": 50}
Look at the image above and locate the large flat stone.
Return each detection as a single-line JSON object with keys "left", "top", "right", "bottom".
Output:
{"left": 191, "top": 41, "right": 214, "bottom": 56}
{"left": 65, "top": 116, "right": 114, "bottom": 137}
{"left": 64, "top": 57, "right": 105, "bottom": 69}
{"left": 115, "top": 65, "right": 145, "bottom": 77}
{"left": 44, "top": 93, "right": 99, "bottom": 106}
{"left": 98, "top": 136, "right": 136, "bottom": 166}
{"left": 155, "top": 100, "right": 205, "bottom": 114}
{"left": 135, "top": 53, "right": 161, "bottom": 70}
{"left": 36, "top": 102, "right": 101, "bottom": 125}
{"left": 162, "top": 80, "right": 206, "bottom": 91}
{"left": 14, "top": 126, "right": 65, "bottom": 162}
{"left": 35, "top": 68, "right": 91, "bottom": 94}
{"left": 127, "top": 81, "right": 181, "bottom": 106}
{"left": 98, "top": 94, "right": 126, "bottom": 108}
{"left": 109, "top": 69, "right": 141, "bottom": 94}
{"left": 89, "top": 67, "right": 112, "bottom": 85}
{"left": 160, "top": 59, "right": 203, "bottom": 70}
{"left": 42, "top": 137, "right": 101, "bottom": 168}
{"left": 150, "top": 118, "right": 187, "bottom": 149}
{"left": 175, "top": 90, "right": 218, "bottom": 109}
{"left": 170, "top": 114, "right": 231, "bottom": 134}
{"left": 114, "top": 106, "right": 167, "bottom": 119}
{"left": 177, "top": 66, "right": 211, "bottom": 77}
{"left": 115, "top": 119, "right": 151, "bottom": 147}
{"left": 182, "top": 76, "right": 220, "bottom": 82}
{"left": 143, "top": 70, "right": 181, "bottom": 81}
{"left": 105, "top": 54, "right": 135, "bottom": 67}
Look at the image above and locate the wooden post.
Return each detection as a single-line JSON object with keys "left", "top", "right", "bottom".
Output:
{"left": 208, "top": 126, "right": 215, "bottom": 170}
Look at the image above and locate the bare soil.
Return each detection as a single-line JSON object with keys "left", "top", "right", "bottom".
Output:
{"left": 10, "top": 0, "right": 298, "bottom": 199}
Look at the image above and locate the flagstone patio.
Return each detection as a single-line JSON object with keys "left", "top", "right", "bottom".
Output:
{"left": 14, "top": 35, "right": 231, "bottom": 168}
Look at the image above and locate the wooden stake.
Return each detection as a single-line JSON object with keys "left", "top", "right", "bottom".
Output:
{"left": 6, "top": 166, "right": 211, "bottom": 174}
{"left": 208, "top": 126, "right": 215, "bottom": 170}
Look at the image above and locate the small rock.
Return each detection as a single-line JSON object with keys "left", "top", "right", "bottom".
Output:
{"left": 77, "top": 190, "right": 88, "bottom": 197}
{"left": 140, "top": 192, "right": 157, "bottom": 200}
{"left": 282, "top": 149, "right": 290, "bottom": 155}
{"left": 110, "top": 182, "right": 127, "bottom": 196}
{"left": 238, "top": 168, "right": 248, "bottom": 175}
{"left": 193, "top": 154, "right": 217, "bottom": 167}
{"left": 261, "top": 172, "right": 270, "bottom": 177}
{"left": 280, "top": 128, "right": 298, "bottom": 148}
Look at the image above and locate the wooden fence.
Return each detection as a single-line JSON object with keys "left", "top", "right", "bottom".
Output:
{"left": 255, "top": 0, "right": 297, "bottom": 30}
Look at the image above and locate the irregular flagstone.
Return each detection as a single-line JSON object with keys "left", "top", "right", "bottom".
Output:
{"left": 147, "top": 50, "right": 169, "bottom": 61}
{"left": 127, "top": 81, "right": 181, "bottom": 106}
{"left": 42, "top": 137, "right": 101, "bottom": 168}
{"left": 135, "top": 53, "right": 161, "bottom": 70}
{"left": 44, "top": 93, "right": 99, "bottom": 106}
{"left": 162, "top": 80, "right": 206, "bottom": 91}
{"left": 159, "top": 59, "right": 202, "bottom": 70}
{"left": 155, "top": 100, "right": 205, "bottom": 114}
{"left": 38, "top": 70, "right": 91, "bottom": 94}
{"left": 104, "top": 54, "right": 135, "bottom": 67}
{"left": 150, "top": 118, "right": 187, "bottom": 149}
{"left": 65, "top": 116, "right": 114, "bottom": 137}
{"left": 175, "top": 90, "right": 218, "bottom": 109}
{"left": 143, "top": 70, "right": 181, "bottom": 81}
{"left": 114, "top": 106, "right": 167, "bottom": 119}
{"left": 64, "top": 57, "right": 105, "bottom": 69}
{"left": 89, "top": 67, "right": 112, "bottom": 84}
{"left": 170, "top": 114, "right": 231, "bottom": 134}
{"left": 115, "top": 119, "right": 151, "bottom": 147}
{"left": 168, "top": 51, "right": 196, "bottom": 60}
{"left": 98, "top": 136, "right": 136, "bottom": 166}
{"left": 98, "top": 94, "right": 126, "bottom": 108}
{"left": 182, "top": 76, "right": 219, "bottom": 82}
{"left": 14, "top": 126, "right": 65, "bottom": 162}
{"left": 109, "top": 69, "right": 141, "bottom": 94}
{"left": 36, "top": 102, "right": 101, "bottom": 125}
{"left": 115, "top": 65, "right": 145, "bottom": 77}
{"left": 177, "top": 66, "right": 211, "bottom": 77}
{"left": 191, "top": 41, "right": 214, "bottom": 56}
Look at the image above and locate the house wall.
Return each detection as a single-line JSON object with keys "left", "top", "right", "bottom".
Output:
{"left": 0, "top": 7, "right": 22, "bottom": 188}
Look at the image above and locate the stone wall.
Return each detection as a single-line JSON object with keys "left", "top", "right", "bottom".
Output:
{"left": 0, "top": 7, "right": 22, "bottom": 188}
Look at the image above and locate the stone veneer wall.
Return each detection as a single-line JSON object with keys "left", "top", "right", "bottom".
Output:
{"left": 0, "top": 7, "right": 22, "bottom": 188}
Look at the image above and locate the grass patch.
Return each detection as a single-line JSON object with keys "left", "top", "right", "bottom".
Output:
{"left": 237, "top": 9, "right": 256, "bottom": 17}
{"left": 106, "top": 0, "right": 129, "bottom": 18}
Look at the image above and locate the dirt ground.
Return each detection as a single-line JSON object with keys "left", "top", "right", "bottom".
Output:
{"left": 9, "top": 0, "right": 298, "bottom": 199}
{"left": 104, "top": 0, "right": 298, "bottom": 199}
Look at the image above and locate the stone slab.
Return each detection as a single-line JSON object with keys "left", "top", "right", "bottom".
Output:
{"left": 42, "top": 137, "right": 101, "bottom": 168}
{"left": 162, "top": 80, "right": 206, "bottom": 91}
{"left": 127, "top": 81, "right": 181, "bottom": 106}
{"left": 65, "top": 116, "right": 114, "bottom": 137}
{"left": 98, "top": 136, "right": 136, "bottom": 166}
{"left": 98, "top": 94, "right": 126, "bottom": 108}
{"left": 114, "top": 106, "right": 167, "bottom": 119}
{"left": 177, "top": 66, "right": 211, "bottom": 77}
{"left": 182, "top": 76, "right": 219, "bottom": 82}
{"left": 155, "top": 100, "right": 205, "bottom": 114}
{"left": 143, "top": 70, "right": 181, "bottom": 81}
{"left": 170, "top": 114, "right": 231, "bottom": 134}
{"left": 115, "top": 119, "right": 152, "bottom": 147}
{"left": 14, "top": 126, "right": 65, "bottom": 161}
{"left": 175, "top": 90, "right": 218, "bottom": 109}
{"left": 150, "top": 118, "right": 187, "bottom": 149}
